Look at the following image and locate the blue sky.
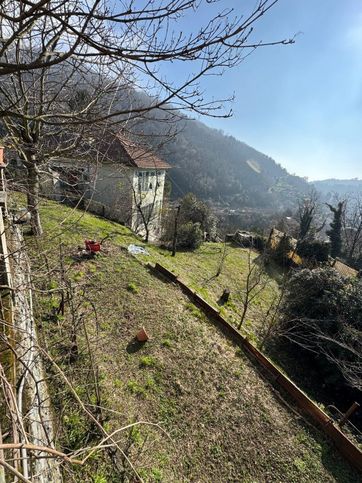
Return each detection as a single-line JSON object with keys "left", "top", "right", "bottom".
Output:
{"left": 160, "top": 1, "right": 362, "bottom": 180}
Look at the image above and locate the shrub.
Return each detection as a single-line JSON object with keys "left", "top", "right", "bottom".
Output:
{"left": 253, "top": 234, "right": 266, "bottom": 252}
{"left": 179, "top": 193, "right": 211, "bottom": 230}
{"left": 283, "top": 267, "right": 346, "bottom": 321}
{"left": 162, "top": 192, "right": 217, "bottom": 244}
{"left": 281, "top": 267, "right": 362, "bottom": 391}
{"left": 176, "top": 222, "right": 203, "bottom": 250}
{"left": 296, "top": 239, "right": 330, "bottom": 263}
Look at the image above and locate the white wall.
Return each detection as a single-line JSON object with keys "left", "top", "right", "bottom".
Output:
{"left": 84, "top": 163, "right": 134, "bottom": 223}
{"left": 42, "top": 160, "right": 168, "bottom": 239}
{"left": 131, "top": 169, "right": 166, "bottom": 238}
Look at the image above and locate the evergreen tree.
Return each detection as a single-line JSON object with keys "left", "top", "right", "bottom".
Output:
{"left": 326, "top": 201, "right": 345, "bottom": 258}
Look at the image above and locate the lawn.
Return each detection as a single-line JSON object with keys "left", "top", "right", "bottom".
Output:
{"left": 142, "top": 242, "right": 280, "bottom": 339}
{"left": 11, "top": 196, "right": 361, "bottom": 482}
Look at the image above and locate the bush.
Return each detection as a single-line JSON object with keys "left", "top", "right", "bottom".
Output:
{"left": 162, "top": 192, "right": 217, "bottom": 245}
{"left": 296, "top": 239, "right": 330, "bottom": 263}
{"left": 281, "top": 267, "right": 362, "bottom": 391}
{"left": 283, "top": 267, "right": 346, "bottom": 321}
{"left": 176, "top": 222, "right": 203, "bottom": 250}
{"left": 179, "top": 193, "right": 210, "bottom": 229}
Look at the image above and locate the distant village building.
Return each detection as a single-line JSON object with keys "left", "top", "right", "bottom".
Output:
{"left": 43, "top": 136, "right": 171, "bottom": 240}
{"left": 268, "top": 227, "right": 358, "bottom": 277}
{"left": 331, "top": 258, "right": 358, "bottom": 278}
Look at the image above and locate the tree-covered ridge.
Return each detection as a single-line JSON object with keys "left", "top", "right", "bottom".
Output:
{"left": 155, "top": 119, "right": 309, "bottom": 208}
{"left": 313, "top": 179, "right": 362, "bottom": 200}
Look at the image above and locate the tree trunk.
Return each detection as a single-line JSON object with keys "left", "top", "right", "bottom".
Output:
{"left": 172, "top": 206, "right": 180, "bottom": 257}
{"left": 26, "top": 164, "right": 43, "bottom": 236}
{"left": 238, "top": 302, "right": 248, "bottom": 329}
{"left": 69, "top": 329, "right": 79, "bottom": 363}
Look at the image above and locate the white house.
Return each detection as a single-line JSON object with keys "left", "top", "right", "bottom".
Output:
{"left": 45, "top": 136, "right": 171, "bottom": 240}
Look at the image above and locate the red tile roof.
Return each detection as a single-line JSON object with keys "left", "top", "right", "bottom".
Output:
{"left": 97, "top": 133, "right": 171, "bottom": 169}
{"left": 121, "top": 140, "right": 171, "bottom": 169}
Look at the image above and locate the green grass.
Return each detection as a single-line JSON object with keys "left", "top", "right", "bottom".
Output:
{"left": 11, "top": 193, "right": 277, "bottom": 339}
{"left": 127, "top": 282, "right": 139, "bottom": 293}
{"left": 142, "top": 240, "right": 280, "bottom": 339}
{"left": 139, "top": 355, "right": 157, "bottom": 368}
{"left": 15, "top": 195, "right": 362, "bottom": 483}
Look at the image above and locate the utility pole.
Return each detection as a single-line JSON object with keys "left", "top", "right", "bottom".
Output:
{"left": 172, "top": 205, "right": 181, "bottom": 257}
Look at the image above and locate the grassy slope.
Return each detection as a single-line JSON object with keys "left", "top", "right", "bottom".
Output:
{"left": 18, "top": 198, "right": 361, "bottom": 482}
{"left": 139, "top": 243, "right": 279, "bottom": 339}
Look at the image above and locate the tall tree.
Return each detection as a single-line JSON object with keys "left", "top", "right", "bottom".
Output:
{"left": 0, "top": 1, "right": 294, "bottom": 235}
{"left": 342, "top": 195, "right": 362, "bottom": 266}
{"left": 297, "top": 190, "right": 325, "bottom": 241}
{"left": 326, "top": 201, "right": 345, "bottom": 259}
{"left": 0, "top": 57, "right": 117, "bottom": 234}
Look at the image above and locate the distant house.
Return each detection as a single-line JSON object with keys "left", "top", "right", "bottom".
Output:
{"left": 331, "top": 258, "right": 358, "bottom": 278}
{"left": 267, "top": 227, "right": 359, "bottom": 277}
{"left": 44, "top": 136, "right": 171, "bottom": 240}
{"left": 267, "top": 228, "right": 302, "bottom": 265}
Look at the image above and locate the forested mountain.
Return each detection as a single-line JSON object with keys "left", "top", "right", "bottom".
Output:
{"left": 140, "top": 115, "right": 310, "bottom": 209}
{"left": 312, "top": 178, "right": 362, "bottom": 201}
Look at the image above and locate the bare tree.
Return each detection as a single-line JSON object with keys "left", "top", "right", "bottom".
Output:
{"left": 342, "top": 195, "right": 362, "bottom": 265}
{"left": 0, "top": 54, "right": 120, "bottom": 235}
{"left": 259, "top": 276, "right": 288, "bottom": 350}
{"left": 238, "top": 250, "right": 270, "bottom": 329}
{"left": 0, "top": 1, "right": 294, "bottom": 118}
{"left": 297, "top": 189, "right": 325, "bottom": 242}
{"left": 1, "top": 1, "right": 294, "bottom": 236}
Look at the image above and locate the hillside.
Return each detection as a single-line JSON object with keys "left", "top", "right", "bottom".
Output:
{"left": 128, "top": 100, "right": 310, "bottom": 209}
{"left": 15, "top": 196, "right": 361, "bottom": 482}
{"left": 161, "top": 120, "right": 309, "bottom": 209}
{"left": 313, "top": 178, "right": 362, "bottom": 201}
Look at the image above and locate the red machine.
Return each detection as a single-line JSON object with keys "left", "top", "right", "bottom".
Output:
{"left": 85, "top": 240, "right": 101, "bottom": 253}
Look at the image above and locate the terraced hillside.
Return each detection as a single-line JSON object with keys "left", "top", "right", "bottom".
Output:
{"left": 16, "top": 197, "right": 361, "bottom": 482}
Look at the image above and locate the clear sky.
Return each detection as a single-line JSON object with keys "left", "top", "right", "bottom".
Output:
{"left": 161, "top": 1, "right": 362, "bottom": 181}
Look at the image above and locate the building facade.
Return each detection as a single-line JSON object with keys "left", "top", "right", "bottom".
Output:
{"left": 43, "top": 137, "right": 171, "bottom": 240}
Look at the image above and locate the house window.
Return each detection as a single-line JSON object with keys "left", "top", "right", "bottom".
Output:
{"left": 137, "top": 171, "right": 155, "bottom": 191}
